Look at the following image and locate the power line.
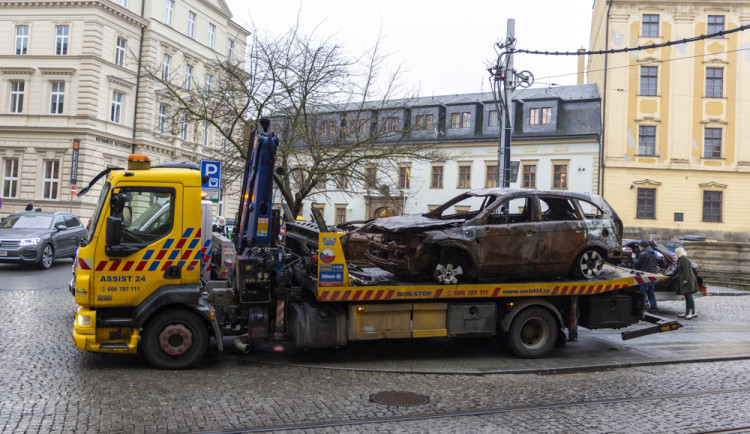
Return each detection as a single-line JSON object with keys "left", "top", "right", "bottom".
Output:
{"left": 516, "top": 24, "right": 750, "bottom": 56}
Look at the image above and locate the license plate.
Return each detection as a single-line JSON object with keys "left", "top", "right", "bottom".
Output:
{"left": 0, "top": 251, "right": 7, "bottom": 256}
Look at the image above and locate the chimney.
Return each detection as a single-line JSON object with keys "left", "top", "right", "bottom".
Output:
{"left": 577, "top": 47, "right": 586, "bottom": 85}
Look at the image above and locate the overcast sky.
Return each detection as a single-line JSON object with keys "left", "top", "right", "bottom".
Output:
{"left": 223, "top": 0, "right": 595, "bottom": 97}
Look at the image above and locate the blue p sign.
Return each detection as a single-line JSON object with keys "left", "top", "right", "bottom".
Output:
{"left": 200, "top": 160, "right": 222, "bottom": 190}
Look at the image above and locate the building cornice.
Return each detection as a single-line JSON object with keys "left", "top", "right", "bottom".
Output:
{"left": 0, "top": 1, "right": 148, "bottom": 27}
{"left": 107, "top": 75, "right": 135, "bottom": 89}
{"left": 38, "top": 67, "right": 77, "bottom": 75}
{"left": 0, "top": 67, "right": 35, "bottom": 75}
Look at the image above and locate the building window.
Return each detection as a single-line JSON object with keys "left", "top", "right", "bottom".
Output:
{"left": 293, "top": 169, "right": 306, "bottom": 190}
{"left": 706, "top": 68, "right": 723, "bottom": 98}
{"left": 161, "top": 54, "right": 171, "bottom": 81}
{"left": 55, "top": 25, "right": 69, "bottom": 55}
{"left": 202, "top": 120, "right": 209, "bottom": 146}
{"left": 702, "top": 191, "right": 722, "bottom": 222}
{"left": 49, "top": 82, "right": 65, "bottom": 115}
{"left": 522, "top": 164, "right": 536, "bottom": 188}
{"left": 9, "top": 81, "right": 25, "bottom": 114}
{"left": 642, "top": 14, "right": 659, "bottom": 37}
{"left": 541, "top": 107, "right": 551, "bottom": 124}
{"left": 488, "top": 110, "right": 499, "bottom": 127}
{"left": 118, "top": 0, "right": 128, "bottom": 6}
{"left": 2, "top": 158, "right": 19, "bottom": 198}
{"left": 205, "top": 74, "right": 212, "bottom": 96}
{"left": 226, "top": 39, "right": 234, "bottom": 61}
{"left": 335, "top": 206, "right": 347, "bottom": 225}
{"left": 450, "top": 112, "right": 470, "bottom": 128}
{"left": 458, "top": 165, "right": 471, "bottom": 189}
{"left": 111, "top": 91, "right": 123, "bottom": 123}
{"left": 115, "top": 36, "right": 127, "bottom": 67}
{"left": 529, "top": 108, "right": 539, "bottom": 125}
{"left": 640, "top": 66, "right": 657, "bottom": 95}
{"left": 208, "top": 23, "right": 216, "bottom": 48}
{"left": 636, "top": 188, "right": 655, "bottom": 219}
{"left": 336, "top": 172, "right": 348, "bottom": 190}
{"left": 15, "top": 25, "right": 29, "bottom": 55}
{"left": 398, "top": 165, "right": 410, "bottom": 189}
{"left": 185, "top": 64, "right": 193, "bottom": 90}
{"left": 553, "top": 164, "right": 568, "bottom": 189}
{"left": 357, "top": 119, "right": 369, "bottom": 134}
{"left": 157, "top": 104, "right": 167, "bottom": 134}
{"left": 221, "top": 137, "right": 228, "bottom": 153}
{"left": 461, "top": 112, "right": 470, "bottom": 128}
{"left": 485, "top": 165, "right": 498, "bottom": 188}
{"left": 165, "top": 0, "right": 174, "bottom": 26}
{"left": 704, "top": 128, "right": 722, "bottom": 158}
{"left": 43, "top": 160, "right": 60, "bottom": 200}
{"left": 180, "top": 112, "right": 189, "bottom": 141}
{"left": 415, "top": 114, "right": 434, "bottom": 130}
{"left": 708, "top": 15, "right": 725, "bottom": 36}
{"left": 187, "top": 11, "right": 196, "bottom": 38}
{"left": 383, "top": 117, "right": 398, "bottom": 132}
{"left": 365, "top": 166, "right": 377, "bottom": 189}
{"left": 638, "top": 125, "right": 656, "bottom": 155}
{"left": 431, "top": 165, "right": 443, "bottom": 189}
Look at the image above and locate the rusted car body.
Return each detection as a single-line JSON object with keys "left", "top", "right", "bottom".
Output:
{"left": 364, "top": 188, "right": 623, "bottom": 282}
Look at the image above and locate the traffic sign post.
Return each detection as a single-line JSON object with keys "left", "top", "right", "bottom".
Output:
{"left": 200, "top": 160, "right": 222, "bottom": 203}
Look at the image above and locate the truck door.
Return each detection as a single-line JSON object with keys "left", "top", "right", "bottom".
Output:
{"left": 477, "top": 194, "right": 538, "bottom": 276}
{"left": 92, "top": 186, "right": 185, "bottom": 307}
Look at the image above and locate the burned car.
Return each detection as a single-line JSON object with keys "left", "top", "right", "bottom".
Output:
{"left": 365, "top": 188, "right": 623, "bottom": 283}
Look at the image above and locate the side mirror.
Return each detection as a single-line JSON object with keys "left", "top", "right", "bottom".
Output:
{"left": 106, "top": 216, "right": 122, "bottom": 246}
{"left": 56, "top": 224, "right": 68, "bottom": 231}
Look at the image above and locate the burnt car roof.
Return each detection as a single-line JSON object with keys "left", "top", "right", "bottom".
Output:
{"left": 464, "top": 187, "right": 602, "bottom": 201}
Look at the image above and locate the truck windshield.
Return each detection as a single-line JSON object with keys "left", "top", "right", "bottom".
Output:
{"left": 87, "top": 182, "right": 111, "bottom": 245}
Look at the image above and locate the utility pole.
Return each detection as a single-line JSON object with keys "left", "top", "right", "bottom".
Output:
{"left": 499, "top": 19, "right": 515, "bottom": 188}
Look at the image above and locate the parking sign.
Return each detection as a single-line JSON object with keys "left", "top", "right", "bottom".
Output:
{"left": 200, "top": 160, "right": 222, "bottom": 190}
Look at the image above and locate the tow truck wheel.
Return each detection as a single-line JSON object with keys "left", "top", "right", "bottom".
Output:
{"left": 142, "top": 309, "right": 208, "bottom": 369}
{"left": 507, "top": 307, "right": 558, "bottom": 359}
{"left": 574, "top": 248, "right": 604, "bottom": 279}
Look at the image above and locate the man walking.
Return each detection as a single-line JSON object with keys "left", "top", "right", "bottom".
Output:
{"left": 632, "top": 240, "right": 659, "bottom": 313}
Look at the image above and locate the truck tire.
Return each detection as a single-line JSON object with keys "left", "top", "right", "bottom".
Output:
{"left": 507, "top": 307, "right": 558, "bottom": 359}
{"left": 142, "top": 309, "right": 208, "bottom": 369}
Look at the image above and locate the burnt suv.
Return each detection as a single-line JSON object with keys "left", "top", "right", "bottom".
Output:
{"left": 364, "top": 188, "right": 623, "bottom": 283}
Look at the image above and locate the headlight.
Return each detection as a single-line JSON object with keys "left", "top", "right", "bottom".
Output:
{"left": 19, "top": 238, "right": 40, "bottom": 247}
{"left": 77, "top": 315, "right": 91, "bottom": 326}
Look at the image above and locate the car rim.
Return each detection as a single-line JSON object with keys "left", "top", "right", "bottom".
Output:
{"left": 157, "top": 323, "right": 194, "bottom": 356}
{"left": 519, "top": 317, "right": 549, "bottom": 350}
{"left": 42, "top": 246, "right": 53, "bottom": 268}
{"left": 579, "top": 250, "right": 603, "bottom": 278}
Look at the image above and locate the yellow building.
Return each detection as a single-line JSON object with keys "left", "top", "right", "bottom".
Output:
{"left": 588, "top": 0, "right": 750, "bottom": 241}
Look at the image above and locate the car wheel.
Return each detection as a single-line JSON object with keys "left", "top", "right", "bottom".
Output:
{"left": 142, "top": 309, "right": 209, "bottom": 370}
{"left": 507, "top": 307, "right": 558, "bottom": 359}
{"left": 575, "top": 248, "right": 604, "bottom": 279}
{"left": 434, "top": 250, "right": 477, "bottom": 283}
{"left": 38, "top": 244, "right": 54, "bottom": 270}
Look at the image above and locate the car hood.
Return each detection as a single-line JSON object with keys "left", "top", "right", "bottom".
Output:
{"left": 0, "top": 228, "right": 50, "bottom": 239}
{"left": 367, "top": 215, "right": 464, "bottom": 233}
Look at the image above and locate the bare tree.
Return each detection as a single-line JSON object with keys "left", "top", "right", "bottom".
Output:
{"left": 141, "top": 19, "right": 442, "bottom": 217}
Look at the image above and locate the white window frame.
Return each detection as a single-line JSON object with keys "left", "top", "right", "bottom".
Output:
{"left": 205, "top": 74, "right": 212, "bottom": 96}
{"left": 42, "top": 160, "right": 60, "bottom": 200}
{"left": 202, "top": 120, "right": 209, "bottom": 146}
{"left": 15, "top": 25, "right": 29, "bottom": 55}
{"left": 55, "top": 25, "right": 69, "bottom": 56}
{"left": 221, "top": 136, "right": 227, "bottom": 153}
{"left": 49, "top": 81, "right": 65, "bottom": 115}
{"left": 9, "top": 81, "right": 25, "bottom": 113}
{"left": 208, "top": 23, "right": 216, "bottom": 48}
{"left": 115, "top": 36, "right": 126, "bottom": 67}
{"left": 180, "top": 112, "right": 190, "bottom": 141}
{"left": 2, "top": 158, "right": 20, "bottom": 198}
{"left": 111, "top": 90, "right": 123, "bottom": 123}
{"left": 118, "top": 0, "right": 128, "bottom": 7}
{"left": 226, "top": 39, "right": 234, "bottom": 61}
{"left": 157, "top": 104, "right": 167, "bottom": 134}
{"left": 187, "top": 11, "right": 196, "bottom": 38}
{"left": 161, "top": 54, "right": 171, "bottom": 81}
{"left": 184, "top": 64, "right": 193, "bottom": 90}
{"left": 165, "top": 0, "right": 174, "bottom": 26}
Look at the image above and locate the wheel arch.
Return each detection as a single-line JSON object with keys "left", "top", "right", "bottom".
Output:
{"left": 499, "top": 298, "right": 564, "bottom": 333}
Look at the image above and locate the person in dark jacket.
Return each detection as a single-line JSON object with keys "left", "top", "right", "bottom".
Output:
{"left": 675, "top": 247, "right": 698, "bottom": 319}
{"left": 25, "top": 201, "right": 34, "bottom": 211}
{"left": 632, "top": 240, "right": 659, "bottom": 313}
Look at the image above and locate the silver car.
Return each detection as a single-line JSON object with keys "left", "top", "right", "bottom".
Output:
{"left": 0, "top": 212, "right": 88, "bottom": 269}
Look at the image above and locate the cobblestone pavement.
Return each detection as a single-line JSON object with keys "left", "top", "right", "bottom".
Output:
{"left": 1, "top": 267, "right": 749, "bottom": 433}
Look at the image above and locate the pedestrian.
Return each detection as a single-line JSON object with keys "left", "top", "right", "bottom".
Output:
{"left": 675, "top": 247, "right": 698, "bottom": 319}
{"left": 25, "top": 201, "right": 34, "bottom": 211}
{"left": 35, "top": 206, "right": 42, "bottom": 212}
{"left": 632, "top": 240, "right": 659, "bottom": 313}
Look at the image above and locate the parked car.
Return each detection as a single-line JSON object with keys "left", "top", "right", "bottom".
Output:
{"left": 364, "top": 188, "right": 623, "bottom": 283}
{"left": 0, "top": 211, "right": 88, "bottom": 269}
{"left": 618, "top": 239, "right": 704, "bottom": 293}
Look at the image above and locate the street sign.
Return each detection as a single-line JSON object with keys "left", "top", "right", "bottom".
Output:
{"left": 200, "top": 160, "right": 221, "bottom": 190}
{"left": 70, "top": 139, "right": 80, "bottom": 184}
{"left": 204, "top": 189, "right": 219, "bottom": 203}
{"left": 70, "top": 185, "right": 77, "bottom": 196}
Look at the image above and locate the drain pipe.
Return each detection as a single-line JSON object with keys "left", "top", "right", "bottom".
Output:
{"left": 599, "top": 0, "right": 613, "bottom": 196}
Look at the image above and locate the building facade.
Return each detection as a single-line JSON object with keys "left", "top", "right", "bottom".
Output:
{"left": 292, "top": 85, "right": 602, "bottom": 225}
{"left": 0, "top": 0, "right": 248, "bottom": 221}
{"left": 588, "top": 0, "right": 750, "bottom": 241}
